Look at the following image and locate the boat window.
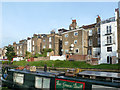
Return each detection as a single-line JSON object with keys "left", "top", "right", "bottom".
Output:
{"left": 43, "top": 78, "right": 50, "bottom": 88}
{"left": 35, "top": 76, "right": 50, "bottom": 89}
{"left": 35, "top": 77, "right": 42, "bottom": 88}
{"left": 13, "top": 73, "right": 24, "bottom": 84}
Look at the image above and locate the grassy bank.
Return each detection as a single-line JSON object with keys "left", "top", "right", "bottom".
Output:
{"left": 10, "top": 60, "right": 120, "bottom": 70}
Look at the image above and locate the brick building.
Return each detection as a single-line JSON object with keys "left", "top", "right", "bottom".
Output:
{"left": 13, "top": 39, "right": 27, "bottom": 58}
{"left": 41, "top": 30, "right": 62, "bottom": 56}
{"left": 31, "top": 34, "right": 42, "bottom": 55}
{"left": 82, "top": 16, "right": 101, "bottom": 64}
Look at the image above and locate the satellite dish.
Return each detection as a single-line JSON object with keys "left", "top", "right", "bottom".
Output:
{"left": 70, "top": 48, "right": 73, "bottom": 50}
{"left": 71, "top": 44, "right": 74, "bottom": 47}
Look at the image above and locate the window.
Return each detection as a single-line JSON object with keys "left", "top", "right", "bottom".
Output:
{"left": 33, "top": 41, "right": 34, "bottom": 45}
{"left": 97, "top": 28, "right": 100, "bottom": 34}
{"left": 65, "top": 41, "right": 68, "bottom": 45}
{"left": 88, "top": 49, "right": 92, "bottom": 55}
{"left": 29, "top": 42, "right": 30, "bottom": 47}
{"left": 74, "top": 40, "right": 77, "bottom": 44}
{"left": 74, "top": 32, "right": 78, "bottom": 36}
{"left": 43, "top": 39, "right": 45, "bottom": 42}
{"left": 98, "top": 38, "right": 100, "bottom": 45}
{"left": 89, "top": 30, "right": 92, "bottom": 36}
{"left": 65, "top": 50, "right": 68, "bottom": 53}
{"left": 35, "top": 77, "right": 50, "bottom": 89}
{"left": 109, "top": 26, "right": 111, "bottom": 33}
{"left": 17, "top": 46, "right": 19, "bottom": 50}
{"left": 49, "top": 37, "right": 51, "bottom": 42}
{"left": 89, "top": 39, "right": 92, "bottom": 46}
{"left": 13, "top": 73, "right": 24, "bottom": 84}
{"left": 20, "top": 51, "right": 22, "bottom": 54}
{"left": 74, "top": 48, "right": 79, "bottom": 53}
{"left": 107, "top": 36, "right": 112, "bottom": 44}
{"left": 43, "top": 78, "right": 50, "bottom": 88}
{"left": 65, "top": 34, "right": 68, "bottom": 37}
{"left": 33, "top": 47, "right": 34, "bottom": 51}
{"left": 107, "top": 56, "right": 112, "bottom": 64}
{"left": 107, "top": 47, "right": 112, "bottom": 52}
{"left": 107, "top": 26, "right": 109, "bottom": 34}
{"left": 43, "top": 46, "right": 46, "bottom": 48}
{"left": 49, "top": 44, "right": 51, "bottom": 48}
{"left": 106, "top": 25, "right": 112, "bottom": 34}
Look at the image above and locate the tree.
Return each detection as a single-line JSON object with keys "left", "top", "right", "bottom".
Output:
{"left": 5, "top": 46, "right": 16, "bottom": 61}
{"left": 25, "top": 51, "right": 32, "bottom": 59}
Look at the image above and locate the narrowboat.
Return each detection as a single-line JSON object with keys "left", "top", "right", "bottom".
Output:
{"left": 1, "top": 67, "right": 120, "bottom": 90}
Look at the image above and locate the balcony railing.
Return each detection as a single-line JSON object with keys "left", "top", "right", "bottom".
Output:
{"left": 105, "top": 43, "right": 113, "bottom": 46}
{"left": 105, "top": 32, "right": 112, "bottom": 35}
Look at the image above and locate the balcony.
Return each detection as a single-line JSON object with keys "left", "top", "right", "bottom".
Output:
{"left": 104, "top": 32, "right": 112, "bottom": 36}
{"left": 105, "top": 43, "right": 113, "bottom": 46}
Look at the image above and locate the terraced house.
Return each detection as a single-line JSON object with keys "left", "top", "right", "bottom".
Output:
{"left": 31, "top": 34, "right": 42, "bottom": 55}
{"left": 41, "top": 30, "right": 62, "bottom": 56}
{"left": 100, "top": 9, "right": 119, "bottom": 64}
{"left": 13, "top": 39, "right": 27, "bottom": 58}
{"left": 82, "top": 16, "right": 101, "bottom": 65}
{"left": 61, "top": 20, "right": 88, "bottom": 61}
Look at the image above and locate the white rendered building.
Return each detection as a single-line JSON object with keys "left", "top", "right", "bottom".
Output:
{"left": 27, "top": 38, "right": 32, "bottom": 53}
{"left": 99, "top": 10, "right": 118, "bottom": 64}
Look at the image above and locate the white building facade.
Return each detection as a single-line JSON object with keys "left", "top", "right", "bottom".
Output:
{"left": 99, "top": 10, "right": 118, "bottom": 64}
{"left": 27, "top": 38, "right": 32, "bottom": 53}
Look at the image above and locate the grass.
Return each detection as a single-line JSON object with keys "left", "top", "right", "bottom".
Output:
{"left": 10, "top": 60, "right": 120, "bottom": 70}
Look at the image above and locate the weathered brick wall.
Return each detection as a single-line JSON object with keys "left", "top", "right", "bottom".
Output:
{"left": 34, "top": 57, "right": 50, "bottom": 61}
{"left": 66, "top": 55, "right": 87, "bottom": 61}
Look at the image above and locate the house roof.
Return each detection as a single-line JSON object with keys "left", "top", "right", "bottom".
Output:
{"left": 82, "top": 23, "right": 96, "bottom": 29}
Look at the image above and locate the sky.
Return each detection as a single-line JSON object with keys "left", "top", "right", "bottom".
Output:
{"left": 1, "top": 2, "right": 118, "bottom": 48}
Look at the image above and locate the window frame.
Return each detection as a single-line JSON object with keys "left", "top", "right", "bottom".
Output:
{"left": 74, "top": 32, "right": 78, "bottom": 36}
{"left": 65, "top": 34, "right": 68, "bottom": 38}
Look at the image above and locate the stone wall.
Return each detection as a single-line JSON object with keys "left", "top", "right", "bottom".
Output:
{"left": 34, "top": 57, "right": 50, "bottom": 61}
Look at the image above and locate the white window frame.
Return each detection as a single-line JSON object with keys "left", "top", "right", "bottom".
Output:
{"left": 97, "top": 27, "right": 100, "bottom": 34}
{"left": 98, "top": 38, "right": 100, "bottom": 45}
{"left": 74, "top": 48, "right": 79, "bottom": 53}
{"left": 65, "top": 41, "right": 68, "bottom": 45}
{"left": 74, "top": 40, "right": 77, "bottom": 44}
{"left": 49, "top": 37, "right": 51, "bottom": 42}
{"left": 43, "top": 39, "right": 45, "bottom": 42}
{"left": 13, "top": 73, "right": 24, "bottom": 84}
{"left": 74, "top": 32, "right": 78, "bottom": 36}
{"left": 89, "top": 39, "right": 92, "bottom": 46}
{"left": 89, "top": 30, "right": 92, "bottom": 36}
{"left": 49, "top": 44, "right": 52, "bottom": 48}
{"left": 65, "top": 49, "right": 69, "bottom": 53}
{"left": 17, "top": 46, "right": 19, "bottom": 50}
{"left": 43, "top": 46, "right": 46, "bottom": 48}
{"left": 33, "top": 47, "right": 34, "bottom": 51}
{"left": 65, "top": 34, "right": 68, "bottom": 38}
{"left": 35, "top": 77, "right": 50, "bottom": 89}
{"left": 107, "top": 36, "right": 112, "bottom": 44}
{"left": 33, "top": 41, "right": 34, "bottom": 45}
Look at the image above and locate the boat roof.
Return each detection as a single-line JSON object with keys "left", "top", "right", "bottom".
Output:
{"left": 9, "top": 69, "right": 65, "bottom": 77}
{"left": 78, "top": 71, "right": 120, "bottom": 78}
